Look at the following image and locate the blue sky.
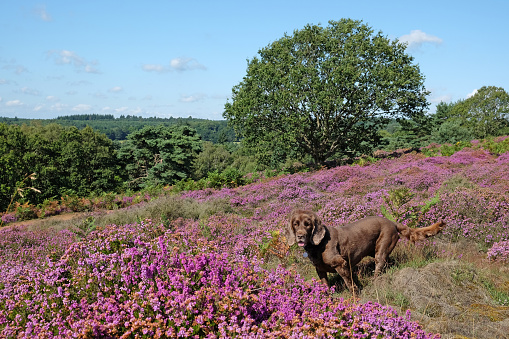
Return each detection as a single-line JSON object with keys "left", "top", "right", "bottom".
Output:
{"left": 1, "top": 0, "right": 508, "bottom": 120}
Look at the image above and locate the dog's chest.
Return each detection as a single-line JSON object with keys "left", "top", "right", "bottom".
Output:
{"left": 307, "top": 251, "right": 336, "bottom": 272}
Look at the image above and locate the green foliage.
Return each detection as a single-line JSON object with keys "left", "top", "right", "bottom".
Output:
{"left": 381, "top": 187, "right": 415, "bottom": 222}
{"left": 483, "top": 136, "right": 509, "bottom": 155}
{"left": 351, "top": 156, "right": 377, "bottom": 167}
{"left": 421, "top": 140, "right": 471, "bottom": 157}
{"left": 0, "top": 124, "right": 33, "bottom": 211}
{"left": 430, "top": 119, "right": 474, "bottom": 144}
{"left": 224, "top": 18, "right": 429, "bottom": 165}
{"left": 72, "top": 216, "right": 97, "bottom": 240}
{"left": 481, "top": 278, "right": 509, "bottom": 306}
{"left": 205, "top": 168, "right": 246, "bottom": 189}
{"left": 434, "top": 101, "right": 457, "bottom": 123}
{"left": 381, "top": 187, "right": 440, "bottom": 226}
{"left": 447, "top": 86, "right": 509, "bottom": 139}
{"left": 258, "top": 230, "right": 286, "bottom": 259}
{"left": 118, "top": 125, "right": 202, "bottom": 189}
{"left": 0, "top": 123, "right": 119, "bottom": 210}
{"left": 192, "top": 141, "right": 233, "bottom": 179}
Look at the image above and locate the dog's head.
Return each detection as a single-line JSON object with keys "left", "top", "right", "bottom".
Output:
{"left": 286, "top": 209, "right": 326, "bottom": 247}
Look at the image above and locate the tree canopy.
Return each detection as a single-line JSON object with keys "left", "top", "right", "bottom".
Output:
{"left": 118, "top": 125, "right": 202, "bottom": 189}
{"left": 224, "top": 18, "right": 429, "bottom": 165}
{"left": 447, "top": 86, "right": 509, "bottom": 139}
{"left": 0, "top": 123, "right": 119, "bottom": 210}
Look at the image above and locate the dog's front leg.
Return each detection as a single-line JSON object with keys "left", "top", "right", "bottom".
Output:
{"left": 315, "top": 269, "right": 329, "bottom": 286}
{"left": 331, "top": 258, "right": 359, "bottom": 295}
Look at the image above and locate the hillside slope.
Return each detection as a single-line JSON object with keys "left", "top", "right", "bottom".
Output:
{"left": 2, "top": 147, "right": 509, "bottom": 338}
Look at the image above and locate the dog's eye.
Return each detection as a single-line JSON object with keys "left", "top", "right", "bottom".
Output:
{"left": 304, "top": 221, "right": 310, "bottom": 227}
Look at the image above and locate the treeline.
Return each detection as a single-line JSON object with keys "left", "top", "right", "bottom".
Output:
{"left": 0, "top": 122, "right": 257, "bottom": 211}
{"left": 380, "top": 86, "right": 509, "bottom": 151}
{"left": 1, "top": 85, "right": 509, "bottom": 212}
{"left": 0, "top": 114, "right": 237, "bottom": 143}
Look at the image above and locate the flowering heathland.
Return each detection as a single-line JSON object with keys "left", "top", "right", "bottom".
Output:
{"left": 0, "top": 218, "right": 438, "bottom": 338}
{"left": 183, "top": 147, "right": 509, "bottom": 248}
{"left": 2, "top": 145, "right": 509, "bottom": 337}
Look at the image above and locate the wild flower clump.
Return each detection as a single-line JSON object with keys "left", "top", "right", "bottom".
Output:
{"left": 0, "top": 219, "right": 439, "bottom": 338}
{"left": 487, "top": 240, "right": 509, "bottom": 262}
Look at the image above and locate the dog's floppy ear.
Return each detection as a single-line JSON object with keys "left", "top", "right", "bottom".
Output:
{"left": 311, "top": 213, "right": 325, "bottom": 245}
{"left": 285, "top": 211, "right": 296, "bottom": 246}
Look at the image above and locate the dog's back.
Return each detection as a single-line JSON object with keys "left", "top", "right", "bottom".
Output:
{"left": 335, "top": 216, "right": 400, "bottom": 265}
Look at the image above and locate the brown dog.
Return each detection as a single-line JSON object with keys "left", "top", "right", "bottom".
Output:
{"left": 285, "top": 209, "right": 445, "bottom": 293}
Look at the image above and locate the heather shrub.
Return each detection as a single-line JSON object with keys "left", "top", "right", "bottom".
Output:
{"left": 0, "top": 220, "right": 439, "bottom": 338}
{"left": 487, "top": 240, "right": 509, "bottom": 262}
{"left": 0, "top": 212, "right": 17, "bottom": 224}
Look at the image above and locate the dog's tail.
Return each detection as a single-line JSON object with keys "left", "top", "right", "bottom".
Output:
{"left": 396, "top": 220, "right": 445, "bottom": 243}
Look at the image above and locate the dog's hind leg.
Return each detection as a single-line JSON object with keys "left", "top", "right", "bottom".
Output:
{"left": 374, "top": 233, "right": 399, "bottom": 277}
{"left": 333, "top": 264, "right": 359, "bottom": 295}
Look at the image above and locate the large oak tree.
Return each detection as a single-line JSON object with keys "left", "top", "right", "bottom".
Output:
{"left": 224, "top": 19, "right": 429, "bottom": 165}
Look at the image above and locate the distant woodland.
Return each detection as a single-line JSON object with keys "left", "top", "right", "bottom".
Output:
{"left": 0, "top": 114, "right": 237, "bottom": 143}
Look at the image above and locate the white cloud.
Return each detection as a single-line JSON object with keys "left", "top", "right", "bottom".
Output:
{"left": 85, "top": 65, "right": 100, "bottom": 74}
{"left": 102, "top": 106, "right": 136, "bottom": 114}
{"left": 34, "top": 5, "right": 52, "bottom": 22}
{"left": 142, "top": 57, "right": 206, "bottom": 73}
{"left": 46, "top": 95, "right": 60, "bottom": 102}
{"left": 399, "top": 30, "right": 443, "bottom": 49}
{"left": 72, "top": 104, "right": 92, "bottom": 112}
{"left": 466, "top": 89, "right": 478, "bottom": 98}
{"left": 48, "top": 50, "right": 101, "bottom": 74}
{"left": 131, "top": 107, "right": 142, "bottom": 115}
{"left": 2, "top": 64, "right": 28, "bottom": 75}
{"left": 142, "top": 64, "right": 168, "bottom": 73}
{"left": 34, "top": 105, "right": 44, "bottom": 111}
{"left": 51, "top": 103, "right": 68, "bottom": 111}
{"left": 0, "top": 97, "right": 2, "bottom": 102}
{"left": 108, "top": 86, "right": 123, "bottom": 93}
{"left": 52, "top": 50, "right": 83, "bottom": 65}
{"left": 180, "top": 93, "right": 207, "bottom": 103}
{"left": 170, "top": 57, "right": 206, "bottom": 71}
{"left": 20, "top": 87, "right": 41, "bottom": 96}
{"left": 6, "top": 100, "right": 23, "bottom": 107}
{"left": 115, "top": 107, "right": 129, "bottom": 113}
